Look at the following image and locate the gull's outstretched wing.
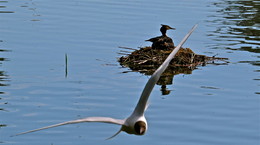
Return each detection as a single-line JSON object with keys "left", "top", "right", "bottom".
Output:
{"left": 132, "top": 24, "right": 198, "bottom": 116}
{"left": 13, "top": 117, "right": 125, "bottom": 136}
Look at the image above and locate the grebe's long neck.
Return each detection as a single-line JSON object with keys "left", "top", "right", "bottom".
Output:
{"left": 160, "top": 27, "right": 167, "bottom": 36}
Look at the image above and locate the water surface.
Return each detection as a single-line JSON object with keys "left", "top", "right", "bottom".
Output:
{"left": 1, "top": 0, "right": 259, "bottom": 145}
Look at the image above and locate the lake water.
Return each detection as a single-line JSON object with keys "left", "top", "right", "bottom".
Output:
{"left": 1, "top": 0, "right": 259, "bottom": 145}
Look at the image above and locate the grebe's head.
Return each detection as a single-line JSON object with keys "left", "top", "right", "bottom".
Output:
{"left": 160, "top": 24, "right": 175, "bottom": 36}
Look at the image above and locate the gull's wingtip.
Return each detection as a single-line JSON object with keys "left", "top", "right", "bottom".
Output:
{"left": 10, "top": 131, "right": 30, "bottom": 137}
{"left": 11, "top": 129, "right": 40, "bottom": 137}
{"left": 194, "top": 24, "right": 199, "bottom": 29}
{"left": 191, "top": 24, "right": 199, "bottom": 32}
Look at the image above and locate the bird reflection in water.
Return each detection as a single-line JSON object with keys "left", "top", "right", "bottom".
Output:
{"left": 144, "top": 65, "right": 195, "bottom": 96}
{"left": 13, "top": 24, "right": 198, "bottom": 139}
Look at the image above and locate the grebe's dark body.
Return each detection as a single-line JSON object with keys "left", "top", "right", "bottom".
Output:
{"left": 146, "top": 24, "right": 175, "bottom": 50}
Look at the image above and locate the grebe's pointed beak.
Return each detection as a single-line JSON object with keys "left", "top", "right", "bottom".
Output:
{"left": 161, "top": 24, "right": 176, "bottom": 30}
{"left": 168, "top": 26, "right": 176, "bottom": 30}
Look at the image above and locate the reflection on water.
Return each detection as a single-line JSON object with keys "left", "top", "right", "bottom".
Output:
{"left": 21, "top": 0, "right": 41, "bottom": 22}
{"left": 0, "top": 1, "right": 14, "bottom": 13}
{"left": 0, "top": 0, "right": 11, "bottom": 112}
{"left": 121, "top": 58, "right": 198, "bottom": 95}
{"left": 0, "top": 2, "right": 11, "bottom": 132}
{"left": 207, "top": 0, "right": 259, "bottom": 53}
{"left": 0, "top": 47, "right": 9, "bottom": 133}
{"left": 0, "top": 48, "right": 9, "bottom": 103}
{"left": 151, "top": 67, "right": 194, "bottom": 96}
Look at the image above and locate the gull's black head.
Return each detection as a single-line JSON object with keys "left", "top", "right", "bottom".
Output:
{"left": 160, "top": 24, "right": 175, "bottom": 36}
{"left": 134, "top": 121, "right": 146, "bottom": 135}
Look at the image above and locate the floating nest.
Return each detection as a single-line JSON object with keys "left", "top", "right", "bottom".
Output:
{"left": 118, "top": 46, "right": 228, "bottom": 76}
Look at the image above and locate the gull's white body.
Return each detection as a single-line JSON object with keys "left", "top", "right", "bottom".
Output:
{"left": 13, "top": 24, "right": 198, "bottom": 139}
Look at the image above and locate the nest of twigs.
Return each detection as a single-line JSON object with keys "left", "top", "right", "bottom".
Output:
{"left": 118, "top": 46, "right": 228, "bottom": 75}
